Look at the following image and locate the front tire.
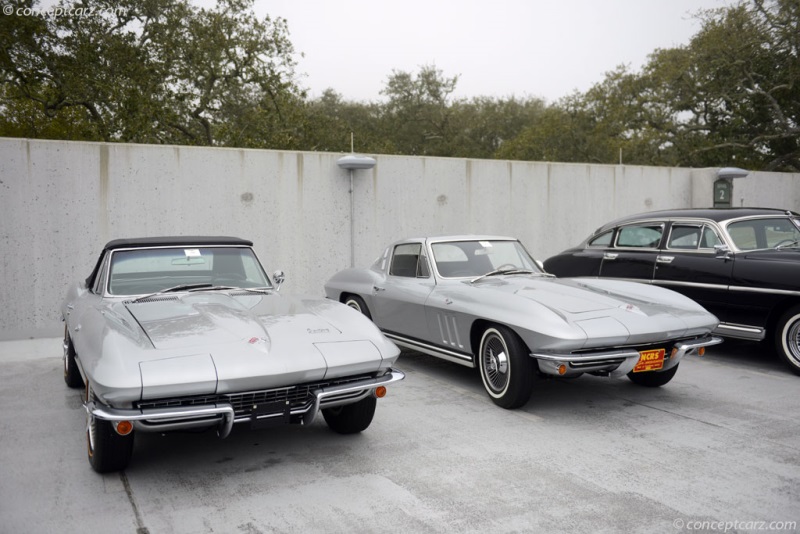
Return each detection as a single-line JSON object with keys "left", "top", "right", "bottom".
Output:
{"left": 774, "top": 306, "right": 800, "bottom": 376}
{"left": 323, "top": 396, "right": 377, "bottom": 434}
{"left": 343, "top": 294, "right": 372, "bottom": 320}
{"left": 477, "top": 326, "right": 533, "bottom": 409}
{"left": 627, "top": 364, "right": 679, "bottom": 387}
{"left": 86, "top": 385, "right": 134, "bottom": 473}
{"left": 63, "top": 325, "right": 83, "bottom": 388}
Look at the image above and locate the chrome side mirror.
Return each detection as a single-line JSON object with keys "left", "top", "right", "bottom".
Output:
{"left": 273, "top": 270, "right": 285, "bottom": 291}
{"left": 714, "top": 244, "right": 731, "bottom": 258}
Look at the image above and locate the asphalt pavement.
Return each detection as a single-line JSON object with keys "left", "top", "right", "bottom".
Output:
{"left": 1, "top": 337, "right": 799, "bottom": 534}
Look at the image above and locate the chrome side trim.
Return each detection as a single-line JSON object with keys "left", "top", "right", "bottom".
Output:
{"left": 714, "top": 323, "right": 766, "bottom": 341}
{"left": 653, "top": 280, "right": 727, "bottom": 290}
{"left": 384, "top": 332, "right": 475, "bottom": 367}
{"left": 728, "top": 285, "right": 800, "bottom": 297}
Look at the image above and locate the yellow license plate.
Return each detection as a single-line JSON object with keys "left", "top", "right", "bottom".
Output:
{"left": 633, "top": 348, "right": 665, "bottom": 373}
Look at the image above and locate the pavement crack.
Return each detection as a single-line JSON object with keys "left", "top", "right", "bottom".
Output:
{"left": 120, "top": 471, "right": 150, "bottom": 534}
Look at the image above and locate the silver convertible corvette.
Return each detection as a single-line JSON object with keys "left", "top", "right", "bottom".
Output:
{"left": 325, "top": 236, "right": 721, "bottom": 409}
{"left": 62, "top": 237, "right": 403, "bottom": 472}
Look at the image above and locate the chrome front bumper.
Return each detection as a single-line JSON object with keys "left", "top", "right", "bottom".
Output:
{"left": 532, "top": 335, "right": 723, "bottom": 378}
{"left": 85, "top": 369, "right": 405, "bottom": 438}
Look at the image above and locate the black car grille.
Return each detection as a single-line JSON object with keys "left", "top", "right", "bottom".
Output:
{"left": 135, "top": 374, "right": 376, "bottom": 417}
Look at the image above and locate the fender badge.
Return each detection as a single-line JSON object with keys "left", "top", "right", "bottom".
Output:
{"left": 248, "top": 337, "right": 267, "bottom": 344}
{"left": 307, "top": 328, "right": 330, "bottom": 334}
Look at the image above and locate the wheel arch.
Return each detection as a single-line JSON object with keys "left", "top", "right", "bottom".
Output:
{"left": 765, "top": 296, "right": 800, "bottom": 337}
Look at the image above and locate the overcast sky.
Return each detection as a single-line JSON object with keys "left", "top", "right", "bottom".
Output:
{"left": 239, "top": 0, "right": 736, "bottom": 103}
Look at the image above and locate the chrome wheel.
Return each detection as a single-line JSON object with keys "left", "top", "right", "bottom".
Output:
{"left": 481, "top": 330, "right": 510, "bottom": 393}
{"left": 477, "top": 325, "right": 534, "bottom": 409}
{"left": 776, "top": 307, "right": 800, "bottom": 376}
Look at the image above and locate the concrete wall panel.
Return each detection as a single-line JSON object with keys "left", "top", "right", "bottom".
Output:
{"left": 1, "top": 138, "right": 798, "bottom": 340}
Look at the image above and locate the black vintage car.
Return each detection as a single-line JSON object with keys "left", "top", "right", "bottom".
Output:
{"left": 543, "top": 208, "right": 800, "bottom": 376}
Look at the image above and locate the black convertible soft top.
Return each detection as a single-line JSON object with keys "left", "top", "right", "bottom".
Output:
{"left": 103, "top": 236, "right": 252, "bottom": 251}
{"left": 86, "top": 236, "right": 254, "bottom": 288}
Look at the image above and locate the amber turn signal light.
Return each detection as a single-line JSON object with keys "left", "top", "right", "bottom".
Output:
{"left": 115, "top": 421, "right": 133, "bottom": 436}
{"left": 698, "top": 347, "right": 706, "bottom": 356}
{"left": 558, "top": 364, "right": 567, "bottom": 376}
{"left": 374, "top": 386, "right": 387, "bottom": 398}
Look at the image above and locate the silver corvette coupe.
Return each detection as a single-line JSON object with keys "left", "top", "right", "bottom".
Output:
{"left": 325, "top": 236, "right": 721, "bottom": 409}
{"left": 62, "top": 237, "right": 403, "bottom": 473}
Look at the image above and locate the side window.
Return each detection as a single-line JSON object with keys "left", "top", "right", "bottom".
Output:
{"left": 588, "top": 230, "right": 613, "bottom": 247}
{"left": 389, "top": 243, "right": 428, "bottom": 278}
{"left": 667, "top": 225, "right": 701, "bottom": 249}
{"left": 616, "top": 224, "right": 663, "bottom": 248}
{"left": 700, "top": 226, "right": 722, "bottom": 249}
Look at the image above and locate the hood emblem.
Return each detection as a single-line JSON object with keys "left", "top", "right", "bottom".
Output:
{"left": 248, "top": 337, "right": 268, "bottom": 345}
{"left": 619, "top": 303, "right": 645, "bottom": 316}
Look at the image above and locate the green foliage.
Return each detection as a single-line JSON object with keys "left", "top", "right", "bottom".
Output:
{"left": 0, "top": 0, "right": 304, "bottom": 145}
{"left": 1, "top": 0, "right": 797, "bottom": 171}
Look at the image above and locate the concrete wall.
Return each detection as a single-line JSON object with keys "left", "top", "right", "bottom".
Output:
{"left": 1, "top": 137, "right": 799, "bottom": 341}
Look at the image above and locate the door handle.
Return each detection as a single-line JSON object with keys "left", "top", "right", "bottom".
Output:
{"left": 657, "top": 256, "right": 674, "bottom": 264}
{"left": 603, "top": 253, "right": 618, "bottom": 260}
{"left": 373, "top": 286, "right": 385, "bottom": 293}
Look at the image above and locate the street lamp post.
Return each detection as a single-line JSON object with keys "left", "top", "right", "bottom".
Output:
{"left": 337, "top": 154, "right": 376, "bottom": 267}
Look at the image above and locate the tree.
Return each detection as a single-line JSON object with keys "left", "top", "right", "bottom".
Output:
{"left": 380, "top": 65, "right": 458, "bottom": 156}
{"left": 0, "top": 0, "right": 305, "bottom": 146}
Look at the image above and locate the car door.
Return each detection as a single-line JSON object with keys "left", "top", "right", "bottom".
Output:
{"left": 370, "top": 243, "right": 435, "bottom": 340}
{"left": 599, "top": 222, "right": 662, "bottom": 280}
{"left": 652, "top": 222, "right": 732, "bottom": 322}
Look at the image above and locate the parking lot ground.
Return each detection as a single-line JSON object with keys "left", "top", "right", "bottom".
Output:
{"left": 1, "top": 338, "right": 799, "bottom": 534}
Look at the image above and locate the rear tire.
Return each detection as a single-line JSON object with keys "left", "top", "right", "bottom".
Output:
{"left": 477, "top": 325, "right": 533, "bottom": 409}
{"left": 63, "top": 325, "right": 83, "bottom": 388}
{"left": 86, "top": 385, "right": 134, "bottom": 473}
{"left": 627, "top": 364, "right": 679, "bottom": 387}
{"left": 343, "top": 295, "right": 372, "bottom": 320}
{"left": 323, "top": 396, "right": 377, "bottom": 434}
{"left": 774, "top": 306, "right": 800, "bottom": 376}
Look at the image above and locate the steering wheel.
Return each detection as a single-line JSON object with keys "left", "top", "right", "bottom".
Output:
{"left": 774, "top": 239, "right": 798, "bottom": 248}
{"left": 494, "top": 263, "right": 518, "bottom": 271}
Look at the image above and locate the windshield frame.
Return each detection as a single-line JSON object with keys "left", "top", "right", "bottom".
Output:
{"left": 102, "top": 245, "right": 272, "bottom": 297}
{"left": 428, "top": 239, "right": 543, "bottom": 280}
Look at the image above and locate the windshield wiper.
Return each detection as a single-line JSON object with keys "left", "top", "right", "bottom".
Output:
{"left": 775, "top": 240, "right": 800, "bottom": 250}
{"left": 130, "top": 283, "right": 212, "bottom": 303}
{"left": 470, "top": 268, "right": 536, "bottom": 284}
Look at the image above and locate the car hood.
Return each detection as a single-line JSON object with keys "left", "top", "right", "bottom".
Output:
{"left": 468, "top": 275, "right": 718, "bottom": 346}
{"left": 111, "top": 291, "right": 396, "bottom": 397}
{"left": 124, "top": 292, "right": 345, "bottom": 350}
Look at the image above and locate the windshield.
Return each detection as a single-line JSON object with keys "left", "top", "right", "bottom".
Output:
{"left": 431, "top": 240, "right": 541, "bottom": 278}
{"left": 726, "top": 217, "right": 800, "bottom": 251}
{"left": 107, "top": 246, "right": 270, "bottom": 295}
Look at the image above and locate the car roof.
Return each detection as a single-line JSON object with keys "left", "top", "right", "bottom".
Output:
{"left": 425, "top": 235, "right": 518, "bottom": 243}
{"left": 597, "top": 208, "right": 799, "bottom": 232}
{"left": 103, "top": 236, "right": 253, "bottom": 251}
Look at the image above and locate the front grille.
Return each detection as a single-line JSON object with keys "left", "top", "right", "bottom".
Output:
{"left": 136, "top": 373, "right": 376, "bottom": 417}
